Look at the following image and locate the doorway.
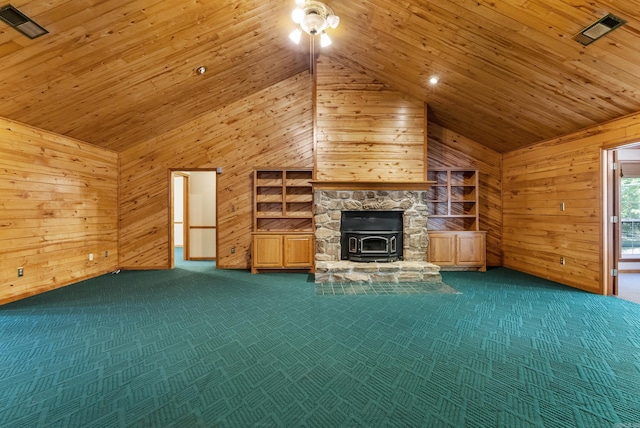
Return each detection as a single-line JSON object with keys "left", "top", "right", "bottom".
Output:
{"left": 605, "top": 145, "right": 640, "bottom": 303}
{"left": 170, "top": 170, "right": 218, "bottom": 268}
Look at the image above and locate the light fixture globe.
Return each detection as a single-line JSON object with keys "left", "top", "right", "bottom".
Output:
{"left": 289, "top": 28, "right": 302, "bottom": 43}
{"left": 320, "top": 32, "right": 331, "bottom": 47}
{"left": 289, "top": 0, "right": 339, "bottom": 45}
{"left": 291, "top": 8, "right": 304, "bottom": 24}
{"left": 326, "top": 14, "right": 339, "bottom": 29}
{"left": 300, "top": 10, "right": 327, "bottom": 34}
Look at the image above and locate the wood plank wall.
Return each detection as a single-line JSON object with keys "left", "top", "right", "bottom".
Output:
{"left": 315, "top": 57, "right": 427, "bottom": 181}
{"left": 119, "top": 72, "right": 314, "bottom": 270}
{"left": 503, "top": 112, "right": 640, "bottom": 293}
{"left": 0, "top": 118, "right": 118, "bottom": 305}
{"left": 427, "top": 122, "right": 503, "bottom": 266}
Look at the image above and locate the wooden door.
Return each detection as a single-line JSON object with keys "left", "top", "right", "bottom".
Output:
{"left": 457, "top": 232, "right": 486, "bottom": 269}
{"left": 187, "top": 171, "right": 217, "bottom": 260}
{"left": 252, "top": 235, "right": 283, "bottom": 271}
{"left": 427, "top": 232, "right": 456, "bottom": 266}
{"left": 284, "top": 235, "right": 314, "bottom": 268}
{"left": 172, "top": 173, "right": 188, "bottom": 262}
{"left": 605, "top": 150, "right": 619, "bottom": 295}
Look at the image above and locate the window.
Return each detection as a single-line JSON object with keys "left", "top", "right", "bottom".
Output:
{"left": 620, "top": 162, "right": 640, "bottom": 256}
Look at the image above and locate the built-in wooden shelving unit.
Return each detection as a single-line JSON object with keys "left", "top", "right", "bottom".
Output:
{"left": 426, "top": 169, "right": 486, "bottom": 271}
{"left": 252, "top": 168, "right": 314, "bottom": 274}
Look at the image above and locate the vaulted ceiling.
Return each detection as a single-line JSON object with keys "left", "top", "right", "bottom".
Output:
{"left": 2, "top": 0, "right": 640, "bottom": 153}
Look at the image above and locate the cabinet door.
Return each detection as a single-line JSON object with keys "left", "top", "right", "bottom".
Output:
{"left": 283, "top": 234, "right": 314, "bottom": 268}
{"left": 427, "top": 233, "right": 456, "bottom": 266}
{"left": 253, "top": 235, "right": 283, "bottom": 268}
{"left": 456, "top": 233, "right": 486, "bottom": 267}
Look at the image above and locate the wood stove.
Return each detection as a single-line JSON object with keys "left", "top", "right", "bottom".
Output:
{"left": 340, "top": 210, "right": 403, "bottom": 262}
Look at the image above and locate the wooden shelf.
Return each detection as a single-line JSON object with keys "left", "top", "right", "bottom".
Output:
{"left": 311, "top": 181, "right": 434, "bottom": 191}
{"left": 256, "top": 213, "right": 313, "bottom": 219}
{"left": 256, "top": 196, "right": 283, "bottom": 203}
{"left": 285, "top": 195, "right": 313, "bottom": 203}
{"left": 429, "top": 214, "right": 477, "bottom": 218}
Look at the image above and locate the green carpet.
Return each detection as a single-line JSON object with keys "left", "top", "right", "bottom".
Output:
{"left": 1, "top": 262, "right": 639, "bottom": 427}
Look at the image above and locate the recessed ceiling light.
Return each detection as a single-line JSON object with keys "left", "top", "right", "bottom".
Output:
{"left": 195, "top": 66, "right": 206, "bottom": 75}
{"left": 429, "top": 76, "right": 439, "bottom": 85}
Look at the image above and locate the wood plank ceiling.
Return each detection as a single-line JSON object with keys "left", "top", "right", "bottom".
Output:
{"left": 1, "top": 0, "right": 640, "bottom": 153}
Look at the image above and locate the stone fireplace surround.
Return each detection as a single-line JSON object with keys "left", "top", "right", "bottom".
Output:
{"left": 313, "top": 182, "right": 441, "bottom": 283}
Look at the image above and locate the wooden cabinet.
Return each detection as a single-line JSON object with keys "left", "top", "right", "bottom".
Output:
{"left": 251, "top": 233, "right": 314, "bottom": 273}
{"left": 426, "top": 169, "right": 486, "bottom": 271}
{"left": 251, "top": 168, "right": 314, "bottom": 273}
{"left": 428, "top": 231, "right": 486, "bottom": 271}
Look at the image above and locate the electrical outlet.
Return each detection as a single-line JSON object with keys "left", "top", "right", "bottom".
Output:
{"left": 560, "top": 257, "right": 565, "bottom": 265}
{"left": 104, "top": 250, "right": 108, "bottom": 257}
{"left": 231, "top": 247, "right": 236, "bottom": 254}
{"left": 18, "top": 267, "right": 23, "bottom": 277}
{"left": 89, "top": 253, "right": 94, "bottom": 261}
{"left": 560, "top": 202, "right": 565, "bottom": 211}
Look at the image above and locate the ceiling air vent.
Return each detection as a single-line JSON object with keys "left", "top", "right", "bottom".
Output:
{"left": 0, "top": 4, "right": 48, "bottom": 39}
{"left": 574, "top": 13, "right": 625, "bottom": 46}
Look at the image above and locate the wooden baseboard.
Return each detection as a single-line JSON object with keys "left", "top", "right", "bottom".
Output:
{"left": 119, "top": 265, "right": 170, "bottom": 270}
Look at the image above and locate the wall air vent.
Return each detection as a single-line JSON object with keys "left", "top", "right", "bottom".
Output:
{"left": 0, "top": 4, "right": 48, "bottom": 39}
{"left": 574, "top": 13, "right": 625, "bottom": 46}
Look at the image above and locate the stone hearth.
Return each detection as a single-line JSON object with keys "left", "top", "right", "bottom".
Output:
{"left": 313, "top": 187, "right": 441, "bottom": 283}
{"left": 315, "top": 260, "right": 441, "bottom": 283}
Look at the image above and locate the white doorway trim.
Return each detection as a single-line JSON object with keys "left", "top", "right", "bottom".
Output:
{"left": 603, "top": 142, "right": 640, "bottom": 296}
